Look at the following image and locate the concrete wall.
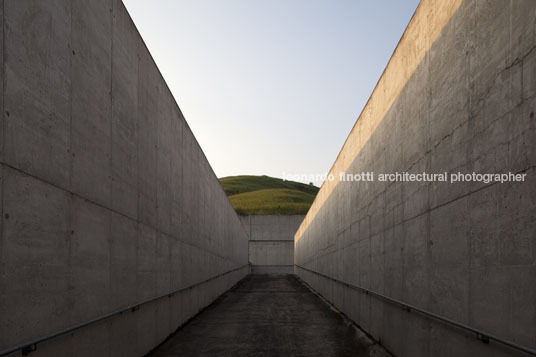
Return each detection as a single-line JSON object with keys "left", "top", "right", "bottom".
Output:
{"left": 295, "top": 0, "right": 536, "bottom": 356}
{"left": 0, "top": 1, "right": 249, "bottom": 356}
{"left": 241, "top": 215, "right": 303, "bottom": 274}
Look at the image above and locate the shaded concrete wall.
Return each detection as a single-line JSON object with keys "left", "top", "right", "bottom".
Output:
{"left": 295, "top": 0, "right": 536, "bottom": 356}
{"left": 0, "top": 1, "right": 249, "bottom": 356}
{"left": 240, "top": 215, "right": 303, "bottom": 274}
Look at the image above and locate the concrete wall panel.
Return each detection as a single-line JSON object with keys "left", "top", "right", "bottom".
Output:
{"left": 110, "top": 0, "right": 139, "bottom": 219}
{"left": 71, "top": 0, "right": 113, "bottom": 207}
{"left": 109, "top": 308, "right": 137, "bottom": 357}
{"left": 110, "top": 212, "right": 138, "bottom": 310}
{"left": 70, "top": 197, "right": 111, "bottom": 322}
{"left": 0, "top": 167, "right": 71, "bottom": 346}
{"left": 4, "top": 0, "right": 71, "bottom": 189}
{"left": 137, "top": 47, "right": 159, "bottom": 228}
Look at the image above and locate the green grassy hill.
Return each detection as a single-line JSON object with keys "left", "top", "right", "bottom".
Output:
{"left": 219, "top": 175, "right": 319, "bottom": 215}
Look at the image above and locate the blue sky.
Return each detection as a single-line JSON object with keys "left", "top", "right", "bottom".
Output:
{"left": 123, "top": 0, "right": 420, "bottom": 186}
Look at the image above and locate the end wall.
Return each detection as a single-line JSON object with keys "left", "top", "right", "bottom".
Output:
{"left": 0, "top": 1, "right": 249, "bottom": 356}
{"left": 240, "top": 215, "right": 303, "bottom": 274}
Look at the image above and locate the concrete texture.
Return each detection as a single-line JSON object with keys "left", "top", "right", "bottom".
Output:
{"left": 295, "top": 1, "right": 536, "bottom": 356}
{"left": 149, "top": 274, "right": 390, "bottom": 357}
{"left": 0, "top": 1, "right": 248, "bottom": 356}
{"left": 240, "top": 215, "right": 303, "bottom": 274}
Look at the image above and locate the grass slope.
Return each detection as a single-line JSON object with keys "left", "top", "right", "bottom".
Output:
{"left": 219, "top": 175, "right": 319, "bottom": 215}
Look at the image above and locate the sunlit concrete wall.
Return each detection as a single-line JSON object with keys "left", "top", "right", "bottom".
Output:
{"left": 0, "top": 1, "right": 249, "bottom": 356}
{"left": 240, "top": 215, "right": 303, "bottom": 274}
{"left": 295, "top": 0, "right": 536, "bottom": 356}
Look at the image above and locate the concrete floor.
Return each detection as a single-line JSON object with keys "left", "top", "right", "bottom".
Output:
{"left": 148, "top": 274, "right": 390, "bottom": 357}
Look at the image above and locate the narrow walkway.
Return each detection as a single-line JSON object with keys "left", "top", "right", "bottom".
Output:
{"left": 149, "top": 274, "right": 389, "bottom": 356}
